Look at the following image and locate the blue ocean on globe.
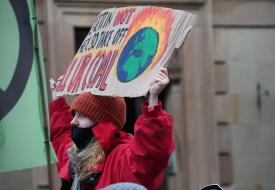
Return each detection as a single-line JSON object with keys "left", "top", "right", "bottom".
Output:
{"left": 117, "top": 27, "right": 159, "bottom": 82}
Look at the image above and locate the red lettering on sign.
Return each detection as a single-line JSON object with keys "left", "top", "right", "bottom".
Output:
{"left": 87, "top": 51, "right": 105, "bottom": 88}
{"left": 92, "top": 51, "right": 112, "bottom": 89}
{"left": 64, "top": 49, "right": 118, "bottom": 93}
{"left": 99, "top": 49, "right": 118, "bottom": 91}
{"left": 81, "top": 51, "right": 101, "bottom": 90}
{"left": 56, "top": 57, "right": 78, "bottom": 92}
{"left": 71, "top": 53, "right": 92, "bottom": 93}
{"left": 67, "top": 55, "right": 84, "bottom": 92}
{"left": 113, "top": 8, "right": 136, "bottom": 26}
{"left": 125, "top": 8, "right": 136, "bottom": 24}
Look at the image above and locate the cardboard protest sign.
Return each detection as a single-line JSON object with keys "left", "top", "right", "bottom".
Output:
{"left": 56, "top": 6, "right": 194, "bottom": 97}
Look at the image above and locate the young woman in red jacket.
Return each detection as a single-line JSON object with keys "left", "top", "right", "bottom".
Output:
{"left": 49, "top": 68, "right": 174, "bottom": 190}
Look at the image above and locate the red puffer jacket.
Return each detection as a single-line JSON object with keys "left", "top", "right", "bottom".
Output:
{"left": 49, "top": 97, "right": 174, "bottom": 190}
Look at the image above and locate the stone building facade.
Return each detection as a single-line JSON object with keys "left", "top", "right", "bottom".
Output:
{"left": 0, "top": 1, "right": 274, "bottom": 190}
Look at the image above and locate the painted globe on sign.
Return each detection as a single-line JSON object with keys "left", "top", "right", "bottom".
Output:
{"left": 117, "top": 27, "right": 159, "bottom": 82}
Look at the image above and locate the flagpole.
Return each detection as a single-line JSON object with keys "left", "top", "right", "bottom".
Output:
{"left": 32, "top": 0, "right": 53, "bottom": 189}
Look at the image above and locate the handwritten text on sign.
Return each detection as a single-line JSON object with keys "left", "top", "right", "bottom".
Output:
{"left": 55, "top": 7, "right": 193, "bottom": 97}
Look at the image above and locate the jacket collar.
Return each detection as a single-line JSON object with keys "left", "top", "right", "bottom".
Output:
{"left": 92, "top": 121, "right": 132, "bottom": 155}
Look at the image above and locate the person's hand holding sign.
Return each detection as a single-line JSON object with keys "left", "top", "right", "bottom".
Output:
{"left": 148, "top": 67, "right": 169, "bottom": 107}
{"left": 49, "top": 75, "right": 64, "bottom": 101}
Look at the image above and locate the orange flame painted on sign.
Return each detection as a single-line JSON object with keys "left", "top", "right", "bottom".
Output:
{"left": 120, "top": 7, "right": 174, "bottom": 70}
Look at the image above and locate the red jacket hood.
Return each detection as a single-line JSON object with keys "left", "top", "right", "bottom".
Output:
{"left": 92, "top": 121, "right": 133, "bottom": 155}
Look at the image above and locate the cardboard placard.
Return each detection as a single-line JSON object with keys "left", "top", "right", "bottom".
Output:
{"left": 56, "top": 6, "right": 194, "bottom": 97}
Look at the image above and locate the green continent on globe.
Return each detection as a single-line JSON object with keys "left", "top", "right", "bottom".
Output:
{"left": 117, "top": 27, "right": 159, "bottom": 82}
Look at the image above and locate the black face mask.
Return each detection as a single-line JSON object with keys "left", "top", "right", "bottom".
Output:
{"left": 71, "top": 124, "right": 93, "bottom": 150}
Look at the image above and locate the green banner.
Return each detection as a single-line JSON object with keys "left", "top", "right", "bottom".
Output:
{"left": 0, "top": 0, "right": 56, "bottom": 172}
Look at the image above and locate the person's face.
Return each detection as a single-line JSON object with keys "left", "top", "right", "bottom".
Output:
{"left": 71, "top": 111, "right": 96, "bottom": 128}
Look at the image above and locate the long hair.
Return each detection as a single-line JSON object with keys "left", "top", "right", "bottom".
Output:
{"left": 70, "top": 137, "right": 105, "bottom": 180}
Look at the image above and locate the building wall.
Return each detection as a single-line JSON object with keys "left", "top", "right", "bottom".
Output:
{"left": 228, "top": 28, "right": 275, "bottom": 190}
{"left": 6, "top": 0, "right": 275, "bottom": 190}
{"left": 213, "top": 0, "right": 275, "bottom": 189}
{"left": 1, "top": 0, "right": 219, "bottom": 189}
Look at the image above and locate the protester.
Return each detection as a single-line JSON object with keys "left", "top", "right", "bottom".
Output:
{"left": 49, "top": 68, "right": 174, "bottom": 190}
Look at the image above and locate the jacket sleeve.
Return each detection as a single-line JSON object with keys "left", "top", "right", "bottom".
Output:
{"left": 49, "top": 97, "right": 72, "bottom": 180}
{"left": 126, "top": 101, "right": 175, "bottom": 178}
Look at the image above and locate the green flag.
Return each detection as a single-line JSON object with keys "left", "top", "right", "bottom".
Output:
{"left": 0, "top": 0, "right": 56, "bottom": 172}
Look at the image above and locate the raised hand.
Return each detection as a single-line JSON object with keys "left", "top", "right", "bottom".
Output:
{"left": 148, "top": 68, "right": 169, "bottom": 107}
{"left": 49, "top": 75, "right": 63, "bottom": 101}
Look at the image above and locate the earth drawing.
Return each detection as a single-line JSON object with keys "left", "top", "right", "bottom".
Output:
{"left": 117, "top": 27, "right": 159, "bottom": 82}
